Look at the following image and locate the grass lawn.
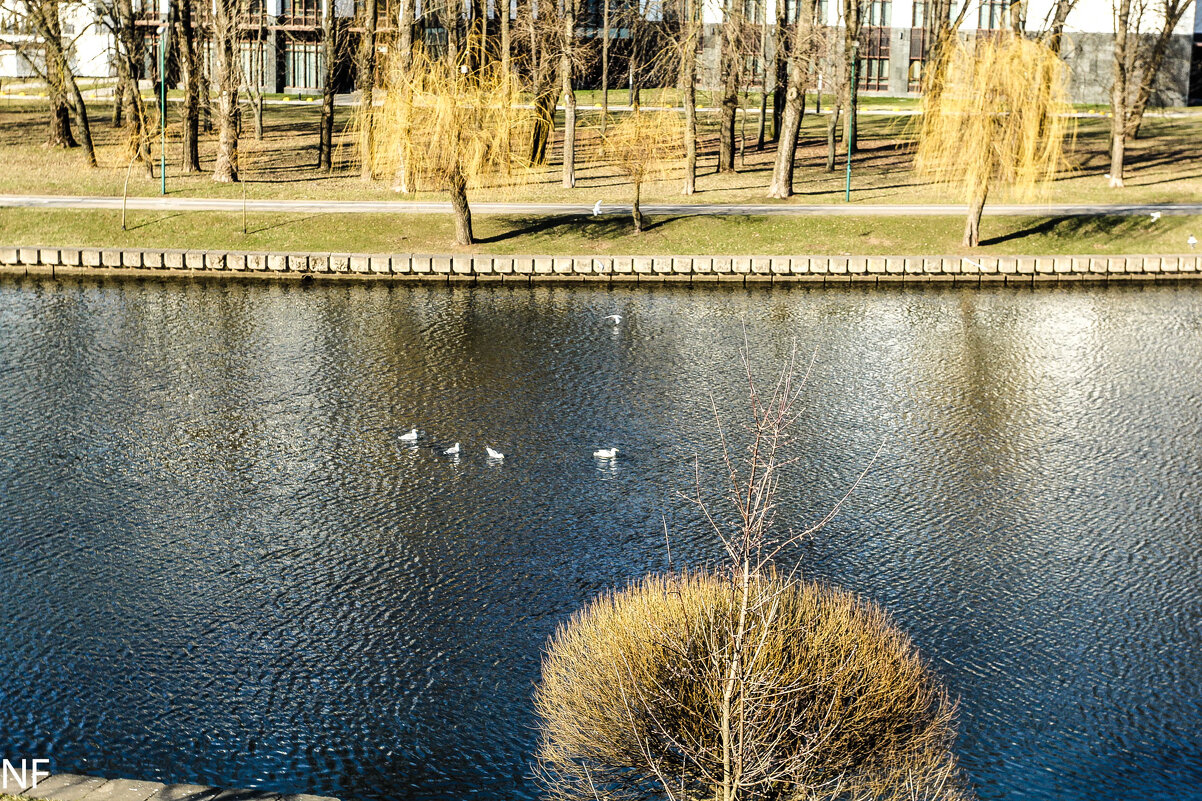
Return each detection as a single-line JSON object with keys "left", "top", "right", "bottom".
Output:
{"left": 3, "top": 207, "right": 1197, "bottom": 255}
{"left": 0, "top": 98, "right": 1200, "bottom": 212}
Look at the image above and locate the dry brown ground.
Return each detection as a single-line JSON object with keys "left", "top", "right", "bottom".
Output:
{"left": 0, "top": 98, "right": 1200, "bottom": 208}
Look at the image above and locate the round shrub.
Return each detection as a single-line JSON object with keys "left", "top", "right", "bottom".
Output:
{"left": 535, "top": 571, "right": 968, "bottom": 801}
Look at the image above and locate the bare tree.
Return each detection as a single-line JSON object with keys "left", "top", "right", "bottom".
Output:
{"left": 560, "top": 0, "right": 577, "bottom": 187}
{"left": 840, "top": 0, "right": 861, "bottom": 155}
{"left": 359, "top": 0, "right": 379, "bottom": 179}
{"left": 1041, "top": 0, "right": 1079, "bottom": 55}
{"left": 767, "top": 0, "right": 816, "bottom": 197}
{"left": 599, "top": 0, "right": 609, "bottom": 134}
{"left": 17, "top": 0, "right": 97, "bottom": 163}
{"left": 717, "top": 0, "right": 743, "bottom": 172}
{"left": 318, "top": 0, "right": 347, "bottom": 170}
{"left": 108, "top": 0, "right": 154, "bottom": 176}
{"left": 1108, "top": 0, "right": 1192, "bottom": 187}
{"left": 211, "top": 0, "right": 241, "bottom": 181}
{"left": 173, "top": 0, "right": 201, "bottom": 172}
{"left": 678, "top": 0, "right": 700, "bottom": 194}
{"left": 536, "top": 347, "right": 968, "bottom": 801}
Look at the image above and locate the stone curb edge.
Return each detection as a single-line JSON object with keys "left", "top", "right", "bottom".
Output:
{"left": 3, "top": 247, "right": 1200, "bottom": 285}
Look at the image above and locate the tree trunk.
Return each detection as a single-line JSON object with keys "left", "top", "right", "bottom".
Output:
{"left": 212, "top": 1, "right": 240, "bottom": 183}
{"left": 681, "top": 0, "right": 697, "bottom": 195}
{"left": 632, "top": 178, "right": 643, "bottom": 232}
{"left": 1044, "top": 0, "right": 1073, "bottom": 54}
{"left": 718, "top": 0, "right": 739, "bottom": 172}
{"left": 767, "top": 35, "right": 808, "bottom": 195}
{"left": 561, "top": 0, "right": 576, "bottom": 188}
{"left": 500, "top": 0, "right": 510, "bottom": 74}
{"left": 113, "top": 0, "right": 153, "bottom": 178}
{"left": 112, "top": 72, "right": 125, "bottom": 127}
{"left": 825, "top": 103, "right": 840, "bottom": 171}
{"left": 318, "top": 0, "right": 339, "bottom": 170}
{"left": 176, "top": 0, "right": 201, "bottom": 173}
{"left": 449, "top": 166, "right": 474, "bottom": 245}
{"left": 600, "top": 0, "right": 608, "bottom": 134}
{"left": 842, "top": 0, "right": 859, "bottom": 154}
{"left": 65, "top": 68, "right": 96, "bottom": 166}
{"left": 963, "top": 184, "right": 987, "bottom": 247}
{"left": 772, "top": 0, "right": 786, "bottom": 139}
{"left": 530, "top": 88, "right": 557, "bottom": 165}
{"left": 47, "top": 89, "right": 76, "bottom": 147}
{"left": 1109, "top": 0, "right": 1130, "bottom": 188}
{"left": 360, "top": 0, "right": 378, "bottom": 180}
{"left": 755, "top": 1, "right": 769, "bottom": 150}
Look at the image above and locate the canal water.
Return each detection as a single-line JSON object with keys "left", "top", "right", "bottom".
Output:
{"left": 0, "top": 277, "right": 1199, "bottom": 801}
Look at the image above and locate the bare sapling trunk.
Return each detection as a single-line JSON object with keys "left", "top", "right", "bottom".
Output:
{"left": 318, "top": 0, "right": 338, "bottom": 170}
{"left": 718, "top": 0, "right": 739, "bottom": 172}
{"left": 561, "top": 0, "right": 576, "bottom": 188}
{"left": 449, "top": 165, "right": 474, "bottom": 245}
{"left": 1109, "top": 0, "right": 1131, "bottom": 187}
{"left": 600, "top": 0, "right": 609, "bottom": 134}
{"left": 681, "top": 0, "right": 698, "bottom": 195}
{"left": 360, "top": 0, "right": 378, "bottom": 180}
{"left": 176, "top": 0, "right": 201, "bottom": 173}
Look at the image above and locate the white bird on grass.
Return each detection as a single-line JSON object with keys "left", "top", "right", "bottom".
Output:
{"left": 1150, "top": 211, "right": 1162, "bottom": 222}
{"left": 486, "top": 447, "right": 505, "bottom": 460}
{"left": 444, "top": 442, "right": 460, "bottom": 456}
{"left": 604, "top": 314, "right": 622, "bottom": 324}
{"left": 399, "top": 428, "right": 419, "bottom": 442}
{"left": 1189, "top": 234, "right": 1198, "bottom": 250}
{"left": 593, "top": 200, "right": 603, "bottom": 217}
{"left": 593, "top": 447, "right": 619, "bottom": 459}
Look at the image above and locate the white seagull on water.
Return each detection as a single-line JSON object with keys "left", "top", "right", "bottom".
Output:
{"left": 593, "top": 447, "right": 619, "bottom": 459}
{"left": 399, "top": 428, "right": 419, "bottom": 442}
{"left": 486, "top": 447, "right": 505, "bottom": 460}
{"left": 604, "top": 314, "right": 622, "bottom": 324}
{"left": 444, "top": 442, "right": 460, "bottom": 456}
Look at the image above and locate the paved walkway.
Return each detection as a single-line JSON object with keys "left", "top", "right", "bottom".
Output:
{"left": 4, "top": 194, "right": 1201, "bottom": 218}
{"left": 6, "top": 774, "right": 336, "bottom": 801}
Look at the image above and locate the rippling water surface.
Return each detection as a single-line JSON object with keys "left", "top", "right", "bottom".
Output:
{"left": 1, "top": 277, "right": 1200, "bottom": 801}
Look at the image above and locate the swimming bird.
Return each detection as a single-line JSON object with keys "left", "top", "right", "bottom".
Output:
{"left": 593, "top": 200, "right": 603, "bottom": 217}
{"left": 604, "top": 314, "right": 622, "bottom": 324}
{"left": 486, "top": 446, "right": 505, "bottom": 460}
{"left": 399, "top": 428, "right": 419, "bottom": 442}
{"left": 593, "top": 447, "right": 619, "bottom": 459}
{"left": 1189, "top": 234, "right": 1197, "bottom": 250}
{"left": 444, "top": 442, "right": 460, "bottom": 456}
{"left": 1150, "top": 211, "right": 1162, "bottom": 222}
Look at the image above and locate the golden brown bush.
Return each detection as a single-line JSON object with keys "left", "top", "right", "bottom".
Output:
{"left": 535, "top": 571, "right": 967, "bottom": 801}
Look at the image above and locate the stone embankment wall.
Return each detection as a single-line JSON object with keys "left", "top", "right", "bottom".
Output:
{"left": 3, "top": 246, "right": 1202, "bottom": 283}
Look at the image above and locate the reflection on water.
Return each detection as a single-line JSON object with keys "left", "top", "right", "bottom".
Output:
{"left": 0, "top": 277, "right": 1200, "bottom": 801}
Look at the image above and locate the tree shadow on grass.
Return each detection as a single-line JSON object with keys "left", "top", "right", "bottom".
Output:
{"left": 246, "top": 213, "right": 320, "bottom": 236}
{"left": 124, "top": 211, "right": 186, "bottom": 232}
{"left": 476, "top": 214, "right": 638, "bottom": 244}
{"left": 979, "top": 214, "right": 1179, "bottom": 247}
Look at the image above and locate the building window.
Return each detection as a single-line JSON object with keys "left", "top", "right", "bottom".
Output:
{"left": 978, "top": 0, "right": 1005, "bottom": 29}
{"left": 859, "top": 21, "right": 890, "bottom": 91}
{"left": 864, "top": 0, "right": 890, "bottom": 25}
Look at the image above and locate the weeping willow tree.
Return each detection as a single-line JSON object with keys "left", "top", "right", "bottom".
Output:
{"left": 914, "top": 34, "right": 1073, "bottom": 247}
{"left": 360, "top": 45, "right": 538, "bottom": 246}
{"left": 602, "top": 101, "right": 685, "bottom": 233}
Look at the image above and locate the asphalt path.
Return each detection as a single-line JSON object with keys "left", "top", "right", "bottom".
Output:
{"left": 3, "top": 194, "right": 1201, "bottom": 218}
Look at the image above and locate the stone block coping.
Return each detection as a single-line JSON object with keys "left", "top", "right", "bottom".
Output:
{"left": 2, "top": 246, "right": 1200, "bottom": 286}
{"left": 4, "top": 774, "right": 337, "bottom": 801}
